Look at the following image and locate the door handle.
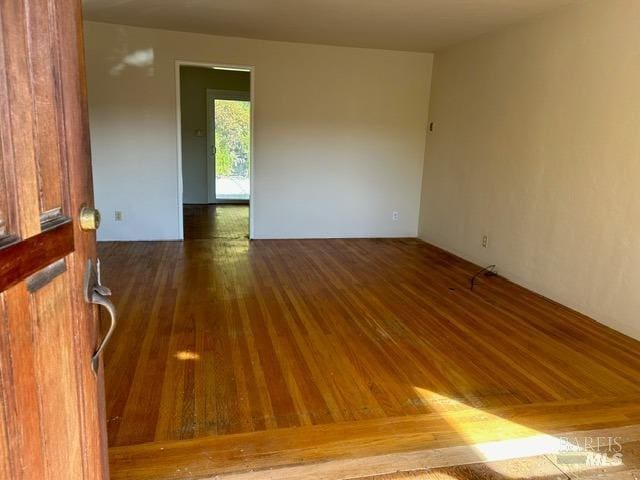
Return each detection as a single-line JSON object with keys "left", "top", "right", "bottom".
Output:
{"left": 84, "top": 259, "right": 117, "bottom": 375}
{"left": 89, "top": 288, "right": 116, "bottom": 375}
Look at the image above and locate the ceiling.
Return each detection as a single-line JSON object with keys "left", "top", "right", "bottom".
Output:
{"left": 82, "top": 0, "right": 576, "bottom": 53}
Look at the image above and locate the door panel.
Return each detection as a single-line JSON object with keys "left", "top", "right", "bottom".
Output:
{"left": 0, "top": 165, "right": 9, "bottom": 239}
{"left": 0, "top": 0, "right": 41, "bottom": 237}
{"left": 0, "top": 286, "right": 46, "bottom": 478}
{"left": 31, "top": 274, "right": 84, "bottom": 478}
{"left": 0, "top": 0, "right": 109, "bottom": 479}
{"left": 25, "top": 0, "right": 67, "bottom": 216}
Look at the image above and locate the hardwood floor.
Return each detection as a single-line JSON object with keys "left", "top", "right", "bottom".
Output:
{"left": 352, "top": 438, "right": 640, "bottom": 480}
{"left": 183, "top": 204, "right": 248, "bottom": 239}
{"left": 108, "top": 412, "right": 640, "bottom": 479}
{"left": 99, "top": 208, "right": 640, "bottom": 478}
{"left": 353, "top": 440, "right": 640, "bottom": 479}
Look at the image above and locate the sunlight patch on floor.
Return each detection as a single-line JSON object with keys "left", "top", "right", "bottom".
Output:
{"left": 412, "top": 387, "right": 627, "bottom": 477}
{"left": 174, "top": 350, "right": 200, "bottom": 361}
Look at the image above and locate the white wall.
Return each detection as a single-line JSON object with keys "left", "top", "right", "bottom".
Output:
{"left": 419, "top": 0, "right": 640, "bottom": 339}
{"left": 84, "top": 22, "right": 433, "bottom": 240}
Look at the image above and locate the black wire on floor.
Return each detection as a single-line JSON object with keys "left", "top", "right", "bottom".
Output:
{"left": 470, "top": 264, "right": 497, "bottom": 291}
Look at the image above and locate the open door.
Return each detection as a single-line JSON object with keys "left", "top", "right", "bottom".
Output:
{"left": 0, "top": 1, "right": 110, "bottom": 478}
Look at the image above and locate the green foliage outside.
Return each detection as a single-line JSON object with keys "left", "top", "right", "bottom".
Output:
{"left": 214, "top": 100, "right": 250, "bottom": 178}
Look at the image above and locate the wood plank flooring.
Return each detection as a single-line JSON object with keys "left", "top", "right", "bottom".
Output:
{"left": 109, "top": 405, "right": 640, "bottom": 479}
{"left": 356, "top": 440, "right": 640, "bottom": 480}
{"left": 183, "top": 204, "right": 248, "bottom": 240}
{"left": 353, "top": 437, "right": 640, "bottom": 480}
{"left": 99, "top": 205, "right": 640, "bottom": 478}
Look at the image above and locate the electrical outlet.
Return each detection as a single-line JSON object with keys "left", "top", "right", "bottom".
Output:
{"left": 482, "top": 235, "right": 488, "bottom": 248}
{"left": 392, "top": 211, "right": 399, "bottom": 221}
{"left": 114, "top": 211, "right": 124, "bottom": 221}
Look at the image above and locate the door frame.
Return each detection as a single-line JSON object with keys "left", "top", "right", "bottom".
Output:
{"left": 205, "top": 88, "right": 251, "bottom": 204}
{"left": 174, "top": 61, "right": 255, "bottom": 239}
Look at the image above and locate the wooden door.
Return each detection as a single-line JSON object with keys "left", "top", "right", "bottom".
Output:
{"left": 0, "top": 0, "right": 109, "bottom": 478}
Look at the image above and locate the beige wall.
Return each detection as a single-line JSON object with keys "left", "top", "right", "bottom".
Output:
{"left": 84, "top": 22, "right": 433, "bottom": 240}
{"left": 419, "top": 0, "right": 640, "bottom": 339}
{"left": 180, "top": 66, "right": 250, "bottom": 204}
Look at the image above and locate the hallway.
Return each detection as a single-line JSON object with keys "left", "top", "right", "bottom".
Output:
{"left": 183, "top": 204, "right": 249, "bottom": 240}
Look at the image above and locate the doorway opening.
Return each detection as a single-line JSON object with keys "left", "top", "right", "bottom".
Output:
{"left": 176, "top": 63, "right": 253, "bottom": 240}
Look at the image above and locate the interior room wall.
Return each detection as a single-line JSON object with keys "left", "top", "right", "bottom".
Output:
{"left": 180, "top": 66, "right": 250, "bottom": 204}
{"left": 419, "top": 0, "right": 640, "bottom": 339}
{"left": 84, "top": 22, "right": 433, "bottom": 240}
